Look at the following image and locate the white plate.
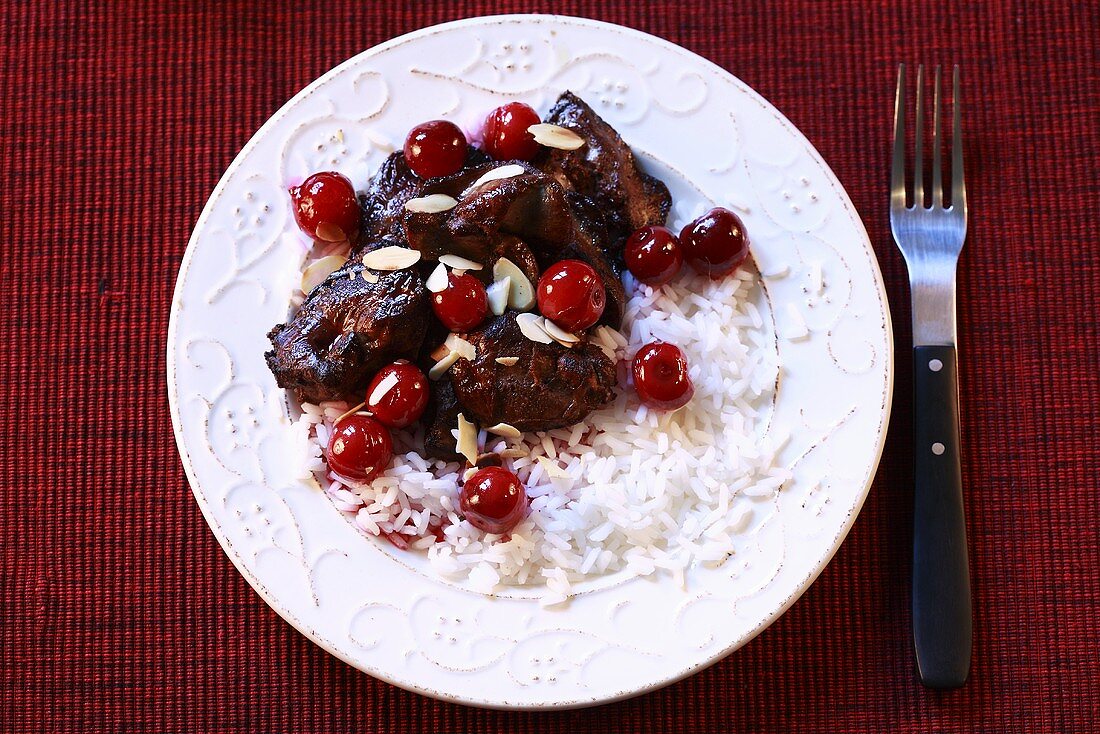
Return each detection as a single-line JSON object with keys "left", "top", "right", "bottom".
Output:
{"left": 167, "top": 15, "right": 892, "bottom": 709}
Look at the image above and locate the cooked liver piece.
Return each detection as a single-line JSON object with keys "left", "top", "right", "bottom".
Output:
{"left": 533, "top": 91, "right": 672, "bottom": 250}
{"left": 446, "top": 313, "right": 617, "bottom": 432}
{"left": 265, "top": 259, "right": 430, "bottom": 403}
{"left": 404, "top": 163, "right": 626, "bottom": 326}
{"left": 354, "top": 148, "right": 490, "bottom": 254}
{"left": 422, "top": 378, "right": 464, "bottom": 462}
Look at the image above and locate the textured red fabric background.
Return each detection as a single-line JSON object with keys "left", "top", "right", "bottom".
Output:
{"left": 3, "top": 1, "right": 1098, "bottom": 731}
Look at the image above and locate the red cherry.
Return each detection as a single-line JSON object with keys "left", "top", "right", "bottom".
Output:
{"left": 365, "top": 360, "right": 429, "bottom": 428}
{"left": 679, "top": 207, "right": 749, "bottom": 278}
{"left": 327, "top": 414, "right": 393, "bottom": 482}
{"left": 288, "top": 171, "right": 360, "bottom": 242}
{"left": 431, "top": 271, "right": 489, "bottom": 332}
{"left": 459, "top": 467, "right": 528, "bottom": 534}
{"left": 624, "top": 226, "right": 683, "bottom": 286}
{"left": 483, "top": 102, "right": 541, "bottom": 161}
{"left": 536, "top": 259, "right": 606, "bottom": 332}
{"left": 631, "top": 341, "right": 694, "bottom": 410}
{"left": 403, "top": 120, "right": 468, "bottom": 179}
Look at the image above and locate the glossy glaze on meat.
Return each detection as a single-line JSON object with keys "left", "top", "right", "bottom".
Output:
{"left": 355, "top": 148, "right": 490, "bottom": 252}
{"left": 533, "top": 91, "right": 672, "bottom": 249}
{"left": 265, "top": 258, "right": 430, "bottom": 403}
{"left": 447, "top": 312, "right": 617, "bottom": 433}
{"left": 404, "top": 163, "right": 626, "bottom": 325}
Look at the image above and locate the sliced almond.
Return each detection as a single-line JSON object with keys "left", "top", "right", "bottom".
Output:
{"left": 516, "top": 312, "right": 553, "bottom": 344}
{"left": 333, "top": 400, "right": 367, "bottom": 425}
{"left": 528, "top": 123, "right": 586, "bottom": 151}
{"left": 444, "top": 334, "right": 476, "bottom": 361}
{"left": 537, "top": 455, "right": 571, "bottom": 478}
{"left": 492, "top": 258, "right": 535, "bottom": 310}
{"left": 456, "top": 414, "right": 478, "bottom": 466}
{"left": 361, "top": 270, "right": 379, "bottom": 284}
{"left": 428, "top": 350, "right": 461, "bottom": 380}
{"left": 499, "top": 448, "right": 527, "bottom": 459}
{"left": 367, "top": 370, "right": 400, "bottom": 407}
{"left": 494, "top": 356, "right": 519, "bottom": 366}
{"left": 300, "top": 255, "right": 347, "bottom": 293}
{"left": 425, "top": 262, "right": 449, "bottom": 293}
{"left": 362, "top": 245, "right": 421, "bottom": 271}
{"left": 542, "top": 319, "right": 580, "bottom": 345}
{"left": 314, "top": 221, "right": 347, "bottom": 242}
{"left": 438, "top": 254, "right": 483, "bottom": 271}
{"left": 486, "top": 276, "right": 511, "bottom": 316}
{"left": 462, "top": 164, "right": 526, "bottom": 196}
{"left": 462, "top": 467, "right": 478, "bottom": 482}
{"left": 486, "top": 422, "right": 522, "bottom": 439}
{"left": 404, "top": 194, "right": 458, "bottom": 213}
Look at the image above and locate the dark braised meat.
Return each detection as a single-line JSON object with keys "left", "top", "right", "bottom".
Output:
{"left": 405, "top": 163, "right": 626, "bottom": 325}
{"left": 265, "top": 259, "right": 430, "bottom": 403}
{"left": 355, "top": 148, "right": 490, "bottom": 253}
{"left": 446, "top": 313, "right": 617, "bottom": 432}
{"left": 422, "top": 378, "right": 463, "bottom": 462}
{"left": 533, "top": 91, "right": 672, "bottom": 249}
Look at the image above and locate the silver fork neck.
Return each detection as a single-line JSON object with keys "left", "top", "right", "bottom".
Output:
{"left": 908, "top": 263, "right": 958, "bottom": 347}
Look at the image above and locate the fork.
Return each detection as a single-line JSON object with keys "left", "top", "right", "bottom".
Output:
{"left": 890, "top": 64, "right": 971, "bottom": 689}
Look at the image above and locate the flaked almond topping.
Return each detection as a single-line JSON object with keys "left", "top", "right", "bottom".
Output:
{"left": 403, "top": 194, "right": 458, "bottom": 213}
{"left": 438, "top": 254, "right": 483, "bottom": 271}
{"left": 516, "top": 312, "right": 554, "bottom": 344}
{"left": 494, "top": 356, "right": 519, "bottom": 366}
{"left": 362, "top": 245, "right": 421, "bottom": 271}
{"left": 367, "top": 370, "right": 400, "bottom": 407}
{"left": 444, "top": 334, "right": 476, "bottom": 360}
{"left": 486, "top": 422, "right": 522, "bottom": 439}
{"left": 425, "top": 262, "right": 449, "bottom": 293}
{"left": 462, "top": 467, "right": 478, "bottom": 482}
{"left": 314, "top": 221, "right": 347, "bottom": 242}
{"left": 528, "top": 123, "right": 586, "bottom": 151}
{"left": 492, "top": 257, "right": 535, "bottom": 310}
{"left": 486, "top": 276, "right": 511, "bottom": 316}
{"left": 361, "top": 270, "right": 379, "bottom": 284}
{"left": 463, "top": 164, "right": 526, "bottom": 196}
{"left": 499, "top": 448, "right": 527, "bottom": 459}
{"left": 537, "top": 455, "right": 571, "bottom": 478}
{"left": 428, "top": 350, "right": 461, "bottom": 380}
{"left": 456, "top": 414, "right": 478, "bottom": 466}
{"left": 300, "top": 255, "right": 347, "bottom": 293}
{"left": 542, "top": 319, "right": 580, "bottom": 345}
{"left": 334, "top": 400, "right": 367, "bottom": 425}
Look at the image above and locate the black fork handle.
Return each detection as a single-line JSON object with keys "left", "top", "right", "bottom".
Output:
{"left": 911, "top": 344, "right": 972, "bottom": 688}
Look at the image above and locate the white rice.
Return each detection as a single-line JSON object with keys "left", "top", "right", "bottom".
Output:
{"left": 291, "top": 267, "right": 780, "bottom": 604}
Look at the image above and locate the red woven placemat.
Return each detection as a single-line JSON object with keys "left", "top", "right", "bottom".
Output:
{"left": 3, "top": 1, "right": 1098, "bottom": 731}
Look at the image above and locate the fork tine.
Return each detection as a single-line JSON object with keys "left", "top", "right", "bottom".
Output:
{"left": 891, "top": 64, "right": 906, "bottom": 210}
{"left": 951, "top": 65, "right": 966, "bottom": 213}
{"left": 931, "top": 66, "right": 943, "bottom": 208}
{"left": 913, "top": 65, "right": 924, "bottom": 208}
